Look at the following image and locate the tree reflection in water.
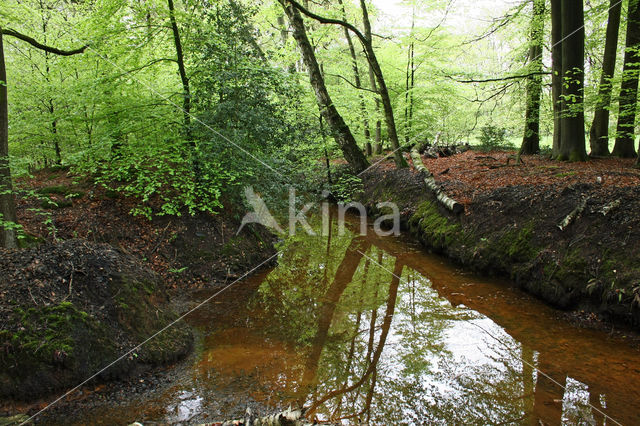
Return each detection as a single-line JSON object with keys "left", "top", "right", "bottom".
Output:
{"left": 190, "top": 213, "right": 637, "bottom": 424}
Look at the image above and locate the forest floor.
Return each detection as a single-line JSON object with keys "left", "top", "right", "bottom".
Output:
{"left": 12, "top": 167, "right": 276, "bottom": 290}
{"left": 361, "top": 149, "right": 640, "bottom": 331}
{"left": 0, "top": 168, "right": 277, "bottom": 418}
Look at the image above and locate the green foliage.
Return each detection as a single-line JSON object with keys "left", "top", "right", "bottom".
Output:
{"left": 330, "top": 169, "right": 364, "bottom": 202}
{"left": 477, "top": 125, "right": 512, "bottom": 150}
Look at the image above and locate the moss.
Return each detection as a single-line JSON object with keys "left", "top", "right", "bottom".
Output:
{"left": 499, "top": 223, "right": 538, "bottom": 262}
{"left": 17, "top": 233, "right": 44, "bottom": 249}
{"left": 221, "top": 237, "right": 242, "bottom": 256}
{"left": 105, "top": 189, "right": 120, "bottom": 199}
{"left": 555, "top": 171, "right": 577, "bottom": 178}
{"left": 0, "top": 302, "right": 117, "bottom": 386}
{"left": 40, "top": 198, "right": 73, "bottom": 209}
{"left": 408, "top": 200, "right": 467, "bottom": 251}
{"left": 37, "top": 185, "right": 72, "bottom": 196}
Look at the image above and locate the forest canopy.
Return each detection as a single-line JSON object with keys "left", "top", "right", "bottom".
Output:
{"left": 2, "top": 0, "right": 640, "bottom": 247}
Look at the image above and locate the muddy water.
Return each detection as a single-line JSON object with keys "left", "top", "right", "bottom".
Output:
{"left": 80, "top": 214, "right": 640, "bottom": 425}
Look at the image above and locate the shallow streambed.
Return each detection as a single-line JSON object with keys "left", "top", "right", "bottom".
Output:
{"left": 39, "top": 213, "right": 640, "bottom": 424}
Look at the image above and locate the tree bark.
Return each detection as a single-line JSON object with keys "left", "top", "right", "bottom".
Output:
{"left": 358, "top": 0, "right": 407, "bottom": 167}
{"left": 613, "top": 0, "right": 640, "bottom": 158}
{"left": 284, "top": 0, "right": 406, "bottom": 167}
{"left": 0, "top": 31, "right": 18, "bottom": 248}
{"left": 368, "top": 64, "right": 383, "bottom": 154}
{"left": 338, "top": 0, "right": 372, "bottom": 156}
{"left": 589, "top": 0, "right": 621, "bottom": 156}
{"left": 520, "top": 0, "right": 545, "bottom": 155}
{"left": 410, "top": 149, "right": 464, "bottom": 215}
{"left": 558, "top": 0, "right": 587, "bottom": 162}
{"left": 280, "top": 1, "right": 370, "bottom": 173}
{"left": 167, "top": 0, "right": 192, "bottom": 142}
{"left": 550, "top": 0, "right": 563, "bottom": 157}
{"left": 404, "top": 6, "right": 416, "bottom": 146}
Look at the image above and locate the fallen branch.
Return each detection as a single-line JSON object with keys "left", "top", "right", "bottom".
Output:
{"left": 557, "top": 198, "right": 589, "bottom": 231}
{"left": 410, "top": 149, "right": 464, "bottom": 215}
{"left": 220, "top": 407, "right": 312, "bottom": 426}
{"left": 598, "top": 199, "right": 621, "bottom": 216}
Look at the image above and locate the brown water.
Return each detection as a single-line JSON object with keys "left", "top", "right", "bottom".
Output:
{"left": 74, "top": 214, "right": 640, "bottom": 425}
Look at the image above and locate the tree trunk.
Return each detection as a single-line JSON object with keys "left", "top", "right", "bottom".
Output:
{"left": 359, "top": 0, "right": 408, "bottom": 168}
{"left": 49, "top": 100, "right": 62, "bottom": 165}
{"left": 338, "top": 0, "right": 372, "bottom": 156}
{"left": 0, "top": 32, "right": 18, "bottom": 249}
{"left": 167, "top": 0, "right": 192, "bottom": 142}
{"left": 589, "top": 0, "right": 621, "bottom": 156}
{"left": 551, "top": 0, "right": 563, "bottom": 157}
{"left": 558, "top": 0, "right": 587, "bottom": 162}
{"left": 404, "top": 41, "right": 415, "bottom": 146}
{"left": 410, "top": 149, "right": 464, "bottom": 215}
{"left": 613, "top": 0, "right": 640, "bottom": 158}
{"left": 520, "top": 0, "right": 545, "bottom": 155}
{"left": 368, "top": 65, "right": 383, "bottom": 154}
{"left": 280, "top": 1, "right": 370, "bottom": 173}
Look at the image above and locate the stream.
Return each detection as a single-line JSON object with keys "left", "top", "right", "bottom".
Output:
{"left": 67, "top": 213, "right": 640, "bottom": 425}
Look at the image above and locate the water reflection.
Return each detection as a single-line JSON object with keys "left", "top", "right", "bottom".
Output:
{"left": 185, "top": 213, "right": 640, "bottom": 425}
{"left": 71, "top": 212, "right": 640, "bottom": 424}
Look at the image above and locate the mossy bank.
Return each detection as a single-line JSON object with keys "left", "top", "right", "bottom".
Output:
{"left": 0, "top": 240, "right": 193, "bottom": 400}
{"left": 360, "top": 167, "right": 640, "bottom": 329}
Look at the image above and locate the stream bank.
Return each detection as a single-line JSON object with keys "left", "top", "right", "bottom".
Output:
{"left": 359, "top": 152, "right": 640, "bottom": 329}
{"left": 0, "top": 167, "right": 277, "bottom": 407}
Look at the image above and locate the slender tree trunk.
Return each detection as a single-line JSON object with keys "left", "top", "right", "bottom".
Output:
{"left": 167, "top": 0, "right": 192, "bottom": 143}
{"left": 551, "top": 0, "right": 563, "bottom": 157}
{"left": 558, "top": 0, "right": 587, "bottom": 162}
{"left": 589, "top": 0, "right": 621, "bottom": 156}
{"left": 359, "top": 0, "right": 408, "bottom": 167}
{"left": 49, "top": 100, "right": 62, "bottom": 165}
{"left": 405, "top": 6, "right": 416, "bottom": 146}
{"left": 0, "top": 32, "right": 18, "bottom": 249}
{"left": 520, "top": 0, "right": 545, "bottom": 155}
{"left": 613, "top": 0, "right": 640, "bottom": 158}
{"left": 280, "top": 1, "right": 370, "bottom": 173}
{"left": 368, "top": 65, "right": 383, "bottom": 154}
{"left": 338, "top": 0, "right": 372, "bottom": 156}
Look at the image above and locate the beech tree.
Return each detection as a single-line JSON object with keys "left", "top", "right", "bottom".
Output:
{"left": 520, "top": 0, "right": 545, "bottom": 155}
{"left": 337, "top": 0, "right": 372, "bottom": 156}
{"left": 286, "top": 0, "right": 409, "bottom": 168}
{"left": 0, "top": 27, "right": 85, "bottom": 248}
{"left": 555, "top": 0, "right": 587, "bottom": 161}
{"left": 613, "top": 0, "right": 640, "bottom": 158}
{"left": 550, "top": 0, "right": 563, "bottom": 157}
{"left": 278, "top": 0, "right": 370, "bottom": 173}
{"left": 589, "top": 0, "right": 622, "bottom": 157}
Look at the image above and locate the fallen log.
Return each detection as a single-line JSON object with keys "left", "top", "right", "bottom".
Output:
{"left": 598, "top": 198, "right": 621, "bottom": 216}
{"left": 410, "top": 149, "right": 464, "bottom": 215}
{"left": 220, "top": 407, "right": 312, "bottom": 426}
{"left": 557, "top": 197, "right": 589, "bottom": 231}
{"left": 129, "top": 408, "right": 314, "bottom": 426}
